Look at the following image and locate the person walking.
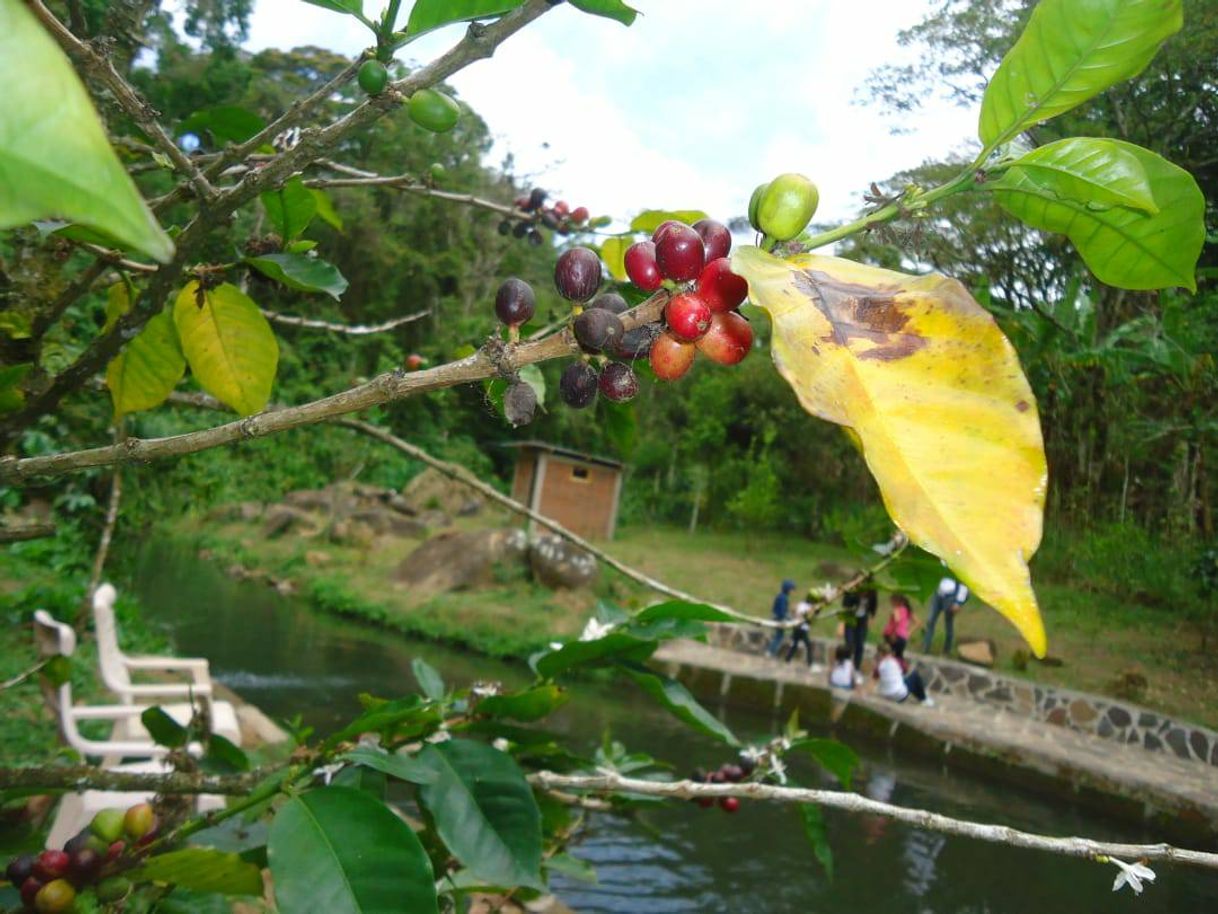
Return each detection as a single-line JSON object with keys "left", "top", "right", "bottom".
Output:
{"left": 766, "top": 579, "right": 796, "bottom": 657}
{"left": 785, "top": 597, "right": 814, "bottom": 666}
{"left": 881, "top": 592, "right": 919, "bottom": 662}
{"left": 842, "top": 587, "right": 877, "bottom": 674}
{"left": 922, "top": 576, "right": 969, "bottom": 655}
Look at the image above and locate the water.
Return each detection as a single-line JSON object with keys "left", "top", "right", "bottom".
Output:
{"left": 133, "top": 542, "right": 1218, "bottom": 914}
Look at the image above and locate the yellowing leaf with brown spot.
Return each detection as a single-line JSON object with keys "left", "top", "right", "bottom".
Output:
{"left": 733, "top": 246, "right": 1047, "bottom": 655}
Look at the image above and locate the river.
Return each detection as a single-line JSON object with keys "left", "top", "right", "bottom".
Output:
{"left": 134, "top": 541, "right": 1218, "bottom": 913}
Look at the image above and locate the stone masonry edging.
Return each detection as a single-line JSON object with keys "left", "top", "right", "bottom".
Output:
{"left": 705, "top": 623, "right": 1218, "bottom": 769}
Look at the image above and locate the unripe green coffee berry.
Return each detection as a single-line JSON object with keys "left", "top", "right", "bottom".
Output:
{"left": 747, "top": 182, "right": 769, "bottom": 233}
{"left": 357, "top": 60, "right": 389, "bottom": 95}
{"left": 408, "top": 89, "right": 461, "bottom": 133}
{"left": 756, "top": 173, "right": 819, "bottom": 241}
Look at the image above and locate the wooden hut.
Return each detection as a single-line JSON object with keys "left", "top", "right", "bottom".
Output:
{"left": 505, "top": 442, "right": 624, "bottom": 540}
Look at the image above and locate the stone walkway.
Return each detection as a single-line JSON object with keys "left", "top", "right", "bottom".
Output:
{"left": 654, "top": 639, "right": 1218, "bottom": 834}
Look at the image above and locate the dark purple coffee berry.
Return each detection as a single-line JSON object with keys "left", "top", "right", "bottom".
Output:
{"left": 68, "top": 847, "right": 102, "bottom": 882}
{"left": 528, "top": 188, "right": 547, "bottom": 211}
{"left": 615, "top": 324, "right": 655, "bottom": 360}
{"left": 512, "top": 222, "right": 530, "bottom": 238}
{"left": 573, "top": 308, "right": 624, "bottom": 353}
{"left": 495, "top": 278, "right": 535, "bottom": 326}
{"left": 589, "top": 292, "right": 628, "bottom": 315}
{"left": 6, "top": 855, "right": 35, "bottom": 886}
{"left": 693, "top": 218, "right": 732, "bottom": 261}
{"left": 559, "top": 362, "right": 599, "bottom": 408}
{"left": 737, "top": 753, "right": 757, "bottom": 776}
{"left": 541, "top": 211, "right": 561, "bottom": 231}
{"left": 598, "top": 362, "right": 638, "bottom": 402}
{"left": 527, "top": 229, "right": 543, "bottom": 246}
{"left": 497, "top": 220, "right": 512, "bottom": 236}
{"left": 554, "top": 247, "right": 602, "bottom": 302}
{"left": 503, "top": 381, "right": 537, "bottom": 427}
{"left": 62, "top": 831, "right": 92, "bottom": 856}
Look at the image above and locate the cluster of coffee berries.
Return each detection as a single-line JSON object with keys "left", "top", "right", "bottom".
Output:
{"left": 4, "top": 804, "right": 156, "bottom": 912}
{"left": 623, "top": 218, "right": 753, "bottom": 381}
{"left": 499, "top": 188, "right": 592, "bottom": 245}
{"left": 493, "top": 277, "right": 541, "bottom": 426}
{"left": 689, "top": 754, "right": 756, "bottom": 813}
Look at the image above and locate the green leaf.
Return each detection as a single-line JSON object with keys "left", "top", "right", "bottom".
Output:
{"left": 630, "top": 600, "right": 735, "bottom": 626}
{"left": 991, "top": 140, "right": 1204, "bottom": 291}
{"left": 545, "top": 852, "right": 597, "bottom": 884}
{"left": 518, "top": 363, "right": 546, "bottom": 405}
{"left": 310, "top": 188, "right": 344, "bottom": 231}
{"left": 792, "top": 738, "right": 858, "bottom": 790}
{"left": 407, "top": 1, "right": 524, "bottom": 36}
{"left": 798, "top": 805, "right": 833, "bottom": 880}
{"left": 134, "top": 848, "right": 262, "bottom": 896}
{"left": 416, "top": 739, "right": 543, "bottom": 889}
{"left": 599, "top": 236, "right": 631, "bottom": 281}
{"left": 533, "top": 632, "right": 657, "bottom": 679}
{"left": 331, "top": 763, "right": 387, "bottom": 799}
{"left": 203, "top": 734, "right": 250, "bottom": 773}
{"left": 141, "top": 706, "right": 188, "bottom": 748}
{"left": 105, "top": 309, "right": 185, "bottom": 418}
{"left": 326, "top": 695, "right": 442, "bottom": 746}
{"left": 153, "top": 889, "right": 233, "bottom": 914}
{"left": 261, "top": 177, "right": 317, "bottom": 240}
{"left": 301, "top": 0, "right": 365, "bottom": 17}
{"left": 411, "top": 657, "right": 445, "bottom": 700}
{"left": 179, "top": 106, "right": 266, "bottom": 146}
{"left": 0, "top": 363, "right": 32, "bottom": 414}
{"left": 174, "top": 282, "right": 279, "bottom": 415}
{"left": 1004, "top": 137, "right": 1158, "bottom": 213}
{"left": 569, "top": 0, "right": 638, "bottom": 26}
{"left": 978, "top": 0, "right": 1182, "bottom": 148}
{"left": 629, "top": 209, "right": 708, "bottom": 233}
{"left": 245, "top": 253, "right": 349, "bottom": 300}
{"left": 269, "top": 787, "right": 438, "bottom": 914}
{"left": 477, "top": 684, "right": 569, "bottom": 722}
{"left": 0, "top": 0, "right": 173, "bottom": 262}
{"left": 619, "top": 662, "right": 738, "bottom": 746}
{"left": 340, "top": 746, "right": 438, "bottom": 784}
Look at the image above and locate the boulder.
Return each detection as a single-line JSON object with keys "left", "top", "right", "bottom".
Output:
{"left": 262, "top": 505, "right": 317, "bottom": 538}
{"left": 401, "top": 468, "right": 485, "bottom": 518}
{"left": 394, "top": 528, "right": 528, "bottom": 594}
{"left": 328, "top": 519, "right": 376, "bottom": 548}
{"left": 350, "top": 508, "right": 429, "bottom": 539}
{"left": 956, "top": 639, "right": 996, "bottom": 668}
{"left": 528, "top": 535, "right": 598, "bottom": 590}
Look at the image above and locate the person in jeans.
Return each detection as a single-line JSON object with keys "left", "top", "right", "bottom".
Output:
{"left": 784, "top": 598, "right": 814, "bottom": 666}
{"left": 842, "top": 587, "right": 877, "bottom": 674}
{"left": 922, "top": 576, "right": 969, "bottom": 654}
{"left": 871, "top": 641, "right": 935, "bottom": 706}
{"left": 766, "top": 579, "right": 796, "bottom": 657}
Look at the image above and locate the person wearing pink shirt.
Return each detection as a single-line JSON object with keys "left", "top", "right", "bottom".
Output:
{"left": 881, "top": 592, "right": 920, "bottom": 662}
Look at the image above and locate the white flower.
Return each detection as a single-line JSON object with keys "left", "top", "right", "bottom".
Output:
{"left": 579, "top": 617, "right": 615, "bottom": 642}
{"left": 471, "top": 681, "right": 502, "bottom": 698}
{"left": 872, "top": 540, "right": 896, "bottom": 556}
{"left": 492, "top": 738, "right": 510, "bottom": 752}
{"left": 740, "top": 745, "right": 764, "bottom": 764}
{"left": 768, "top": 757, "right": 788, "bottom": 785}
{"left": 1110, "top": 858, "right": 1156, "bottom": 895}
{"left": 425, "top": 728, "right": 451, "bottom": 744}
{"left": 548, "top": 641, "right": 564, "bottom": 651}
{"left": 314, "top": 763, "right": 343, "bottom": 786}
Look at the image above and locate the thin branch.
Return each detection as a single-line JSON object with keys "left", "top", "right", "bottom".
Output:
{"left": 0, "top": 766, "right": 265, "bottom": 796}
{"left": 262, "top": 308, "right": 430, "bottom": 335}
{"left": 25, "top": 0, "right": 216, "bottom": 202}
{"left": 529, "top": 772, "right": 1218, "bottom": 874}
{"left": 0, "top": 659, "right": 51, "bottom": 691}
{"left": 0, "top": 292, "right": 668, "bottom": 483}
{"left": 307, "top": 163, "right": 529, "bottom": 223}
{"left": 0, "top": 522, "right": 56, "bottom": 543}
{"left": 78, "top": 441, "right": 123, "bottom": 628}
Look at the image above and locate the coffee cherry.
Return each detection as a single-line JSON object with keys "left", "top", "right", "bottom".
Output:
{"left": 528, "top": 188, "right": 548, "bottom": 211}
{"left": 589, "top": 292, "right": 628, "bottom": 315}
{"left": 541, "top": 210, "right": 561, "bottom": 231}
{"left": 33, "top": 851, "right": 69, "bottom": 882}
{"left": 357, "top": 59, "right": 389, "bottom": 95}
{"left": 655, "top": 224, "right": 705, "bottom": 282}
{"left": 737, "top": 753, "right": 757, "bottom": 776}
{"left": 96, "top": 876, "right": 131, "bottom": 903}
{"left": 68, "top": 847, "right": 101, "bottom": 883}
{"left": 697, "top": 311, "right": 754, "bottom": 366}
{"left": 512, "top": 221, "right": 530, "bottom": 239}
{"left": 696, "top": 258, "right": 748, "bottom": 313}
{"left": 407, "top": 88, "right": 461, "bottom": 133}
{"left": 691, "top": 767, "right": 708, "bottom": 782}
{"left": 709, "top": 769, "right": 726, "bottom": 784}
{"left": 624, "top": 241, "right": 663, "bottom": 292}
{"left": 494, "top": 277, "right": 536, "bottom": 327}
{"left": 693, "top": 219, "right": 731, "bottom": 261}
{"left": 721, "top": 764, "right": 745, "bottom": 783}
{"left": 514, "top": 195, "right": 530, "bottom": 210}
{"left": 651, "top": 220, "right": 682, "bottom": 243}
{"left": 20, "top": 877, "right": 43, "bottom": 910}
{"left": 62, "top": 831, "right": 92, "bottom": 856}
{"left": 615, "top": 324, "right": 655, "bottom": 361}
{"left": 123, "top": 803, "right": 156, "bottom": 841}
{"left": 428, "top": 162, "right": 446, "bottom": 184}
{"left": 559, "top": 362, "right": 599, "bottom": 408}
{"left": 649, "top": 332, "right": 695, "bottom": 381}
{"left": 553, "top": 200, "right": 570, "bottom": 217}
{"left": 406, "top": 353, "right": 424, "bottom": 371}
{"left": 554, "top": 247, "right": 602, "bottom": 302}
{"left": 90, "top": 809, "right": 125, "bottom": 844}
{"left": 570, "top": 206, "right": 589, "bottom": 224}
{"left": 747, "top": 183, "right": 769, "bottom": 233}
{"left": 503, "top": 381, "right": 537, "bottom": 427}
{"left": 6, "top": 855, "right": 34, "bottom": 885}
{"left": 573, "top": 309, "right": 624, "bottom": 354}
{"left": 719, "top": 796, "right": 740, "bottom": 813}
{"left": 664, "top": 292, "right": 712, "bottom": 342}
{"left": 696, "top": 796, "right": 715, "bottom": 809}
{"left": 497, "top": 220, "right": 512, "bottom": 236}
{"left": 598, "top": 363, "right": 639, "bottom": 403}
{"left": 34, "top": 878, "right": 75, "bottom": 914}
{"left": 756, "top": 173, "right": 819, "bottom": 241}
{"left": 105, "top": 841, "right": 126, "bottom": 863}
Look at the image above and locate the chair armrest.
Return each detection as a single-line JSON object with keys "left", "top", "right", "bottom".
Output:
{"left": 120, "top": 683, "right": 214, "bottom": 700}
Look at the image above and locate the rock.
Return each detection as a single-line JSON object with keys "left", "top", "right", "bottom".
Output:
{"left": 528, "top": 535, "right": 598, "bottom": 589}
{"left": 394, "top": 528, "right": 528, "bottom": 594}
{"left": 329, "top": 520, "right": 376, "bottom": 548}
{"left": 305, "top": 550, "right": 332, "bottom": 567}
{"left": 262, "top": 505, "right": 317, "bottom": 538}
{"left": 956, "top": 639, "right": 996, "bottom": 668}
{"left": 349, "top": 508, "right": 429, "bottom": 538}
{"left": 385, "top": 493, "right": 418, "bottom": 516}
{"left": 402, "top": 468, "right": 485, "bottom": 517}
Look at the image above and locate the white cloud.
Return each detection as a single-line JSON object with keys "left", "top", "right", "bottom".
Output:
{"left": 241, "top": 0, "right": 980, "bottom": 227}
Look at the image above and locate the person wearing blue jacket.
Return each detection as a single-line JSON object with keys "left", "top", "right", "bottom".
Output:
{"left": 766, "top": 579, "right": 796, "bottom": 657}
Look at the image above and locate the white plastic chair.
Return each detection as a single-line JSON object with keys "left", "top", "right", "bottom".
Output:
{"left": 90, "top": 584, "right": 240, "bottom": 745}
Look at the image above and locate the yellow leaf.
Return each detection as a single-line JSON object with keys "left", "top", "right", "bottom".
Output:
{"left": 599, "top": 236, "right": 630, "bottom": 282}
{"left": 174, "top": 282, "right": 278, "bottom": 416}
{"left": 733, "top": 246, "right": 1048, "bottom": 655}
{"left": 105, "top": 309, "right": 184, "bottom": 418}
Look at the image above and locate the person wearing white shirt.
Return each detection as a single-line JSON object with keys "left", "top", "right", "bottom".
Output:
{"left": 922, "top": 576, "right": 970, "bottom": 655}
{"left": 828, "top": 644, "right": 855, "bottom": 689}
{"left": 871, "top": 641, "right": 935, "bottom": 706}
{"left": 784, "top": 599, "right": 814, "bottom": 666}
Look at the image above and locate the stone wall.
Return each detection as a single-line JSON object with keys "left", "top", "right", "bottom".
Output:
{"left": 705, "top": 623, "right": 1218, "bottom": 768}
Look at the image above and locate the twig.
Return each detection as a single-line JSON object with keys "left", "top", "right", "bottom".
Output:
{"left": 529, "top": 772, "right": 1218, "bottom": 874}
{"left": 78, "top": 436, "right": 124, "bottom": 628}
{"left": 262, "top": 308, "right": 430, "bottom": 335}
{"left": 0, "top": 659, "right": 51, "bottom": 691}
{"left": 0, "top": 292, "right": 669, "bottom": 483}
{"left": 307, "top": 163, "right": 529, "bottom": 223}
{"left": 0, "top": 522, "right": 56, "bottom": 543}
{"left": 25, "top": 0, "right": 216, "bottom": 202}
{"left": 0, "top": 765, "right": 265, "bottom": 796}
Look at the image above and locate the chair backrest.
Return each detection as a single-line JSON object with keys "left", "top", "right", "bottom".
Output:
{"left": 32, "top": 610, "right": 81, "bottom": 746}
{"left": 92, "top": 582, "right": 132, "bottom": 694}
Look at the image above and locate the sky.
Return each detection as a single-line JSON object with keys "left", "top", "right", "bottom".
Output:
{"left": 232, "top": 0, "right": 981, "bottom": 230}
